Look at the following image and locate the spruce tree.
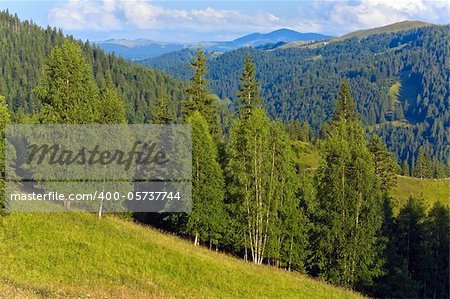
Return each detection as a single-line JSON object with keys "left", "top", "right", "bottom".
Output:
{"left": 424, "top": 202, "right": 449, "bottom": 299}
{"left": 183, "top": 49, "right": 218, "bottom": 133}
{"left": 313, "top": 80, "right": 384, "bottom": 288}
{"left": 186, "top": 111, "right": 226, "bottom": 247}
{"left": 413, "top": 147, "right": 430, "bottom": 179}
{"left": 237, "top": 55, "right": 261, "bottom": 119}
{"left": 369, "top": 135, "right": 397, "bottom": 194}
{"left": 396, "top": 196, "right": 429, "bottom": 295}
{"left": 34, "top": 40, "right": 100, "bottom": 124}
{"left": 98, "top": 85, "right": 127, "bottom": 124}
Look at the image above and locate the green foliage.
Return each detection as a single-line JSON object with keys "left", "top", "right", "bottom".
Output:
{"left": 0, "top": 11, "right": 185, "bottom": 124}
{"left": 313, "top": 82, "right": 384, "bottom": 288}
{"left": 145, "top": 25, "right": 450, "bottom": 165}
{"left": 34, "top": 40, "right": 100, "bottom": 124}
{"left": 236, "top": 56, "right": 261, "bottom": 118}
{"left": 186, "top": 111, "right": 226, "bottom": 246}
{"left": 98, "top": 85, "right": 127, "bottom": 124}
{"left": 183, "top": 49, "right": 218, "bottom": 134}
{"left": 227, "top": 108, "right": 304, "bottom": 266}
{"left": 369, "top": 135, "right": 397, "bottom": 194}
{"left": 0, "top": 96, "right": 10, "bottom": 214}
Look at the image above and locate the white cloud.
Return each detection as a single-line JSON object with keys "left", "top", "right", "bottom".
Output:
{"left": 47, "top": 0, "right": 450, "bottom": 38}
{"left": 49, "top": 0, "right": 122, "bottom": 31}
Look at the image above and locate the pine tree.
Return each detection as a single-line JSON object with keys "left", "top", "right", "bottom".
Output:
{"left": 370, "top": 195, "right": 419, "bottom": 298}
{"left": 236, "top": 55, "right": 261, "bottom": 119}
{"left": 424, "top": 202, "right": 449, "bottom": 299}
{"left": 151, "top": 88, "right": 173, "bottom": 124}
{"left": 98, "top": 85, "right": 127, "bottom": 124}
{"left": 313, "top": 81, "right": 384, "bottom": 288}
{"left": 186, "top": 111, "right": 226, "bottom": 247}
{"left": 33, "top": 40, "right": 100, "bottom": 124}
{"left": 332, "top": 79, "right": 357, "bottom": 123}
{"left": 183, "top": 49, "right": 218, "bottom": 132}
{"left": 402, "top": 159, "right": 410, "bottom": 176}
{"left": 413, "top": 147, "right": 430, "bottom": 179}
{"left": 369, "top": 135, "right": 397, "bottom": 194}
{"left": 396, "top": 197, "right": 428, "bottom": 290}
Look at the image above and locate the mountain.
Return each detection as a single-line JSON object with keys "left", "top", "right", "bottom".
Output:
{"left": 331, "top": 20, "right": 432, "bottom": 42}
{"left": 0, "top": 212, "right": 362, "bottom": 298}
{"left": 281, "top": 20, "right": 432, "bottom": 49}
{"left": 0, "top": 11, "right": 185, "bottom": 123}
{"left": 96, "top": 29, "right": 333, "bottom": 60}
{"left": 97, "top": 39, "right": 186, "bottom": 60}
{"left": 140, "top": 24, "right": 450, "bottom": 165}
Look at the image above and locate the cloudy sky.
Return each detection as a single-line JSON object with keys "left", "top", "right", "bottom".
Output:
{"left": 1, "top": 1, "right": 449, "bottom": 42}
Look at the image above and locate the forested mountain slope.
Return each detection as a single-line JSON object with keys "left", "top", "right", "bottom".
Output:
{"left": 0, "top": 11, "right": 185, "bottom": 123}
{"left": 142, "top": 25, "right": 450, "bottom": 165}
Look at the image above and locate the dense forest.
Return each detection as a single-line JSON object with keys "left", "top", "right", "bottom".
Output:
{"left": 143, "top": 25, "right": 450, "bottom": 170}
{"left": 0, "top": 11, "right": 449, "bottom": 299}
{"left": 0, "top": 11, "right": 185, "bottom": 124}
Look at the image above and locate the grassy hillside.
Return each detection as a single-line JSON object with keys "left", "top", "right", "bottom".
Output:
{"left": 0, "top": 212, "right": 361, "bottom": 298}
{"left": 331, "top": 20, "right": 431, "bottom": 42}
{"left": 280, "top": 20, "right": 431, "bottom": 49}
{"left": 295, "top": 143, "right": 449, "bottom": 212}
{"left": 391, "top": 176, "right": 450, "bottom": 212}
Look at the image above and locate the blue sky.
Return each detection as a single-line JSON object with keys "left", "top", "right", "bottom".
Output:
{"left": 1, "top": 1, "right": 449, "bottom": 42}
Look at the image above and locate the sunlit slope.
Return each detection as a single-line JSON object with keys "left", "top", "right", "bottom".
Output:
{"left": 391, "top": 176, "right": 450, "bottom": 212}
{"left": 0, "top": 212, "right": 361, "bottom": 298}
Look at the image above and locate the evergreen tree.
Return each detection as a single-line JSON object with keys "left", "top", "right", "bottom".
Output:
{"left": 34, "top": 40, "right": 100, "bottom": 124}
{"left": 424, "top": 202, "right": 449, "bottom": 299}
{"left": 186, "top": 111, "right": 226, "bottom": 247}
{"left": 402, "top": 159, "right": 410, "bottom": 176}
{"left": 396, "top": 196, "right": 428, "bottom": 293}
{"left": 183, "top": 49, "right": 218, "bottom": 133}
{"left": 151, "top": 88, "right": 173, "bottom": 124}
{"left": 370, "top": 195, "right": 419, "bottom": 298}
{"left": 332, "top": 79, "right": 357, "bottom": 123}
{"left": 413, "top": 147, "right": 430, "bottom": 179}
{"left": 369, "top": 135, "right": 397, "bottom": 194}
{"left": 236, "top": 55, "right": 261, "bottom": 119}
{"left": 313, "top": 81, "right": 384, "bottom": 288}
{"left": 98, "top": 85, "right": 127, "bottom": 124}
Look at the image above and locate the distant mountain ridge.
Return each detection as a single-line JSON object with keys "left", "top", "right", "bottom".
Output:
{"left": 281, "top": 20, "right": 432, "bottom": 49}
{"left": 97, "top": 28, "right": 333, "bottom": 60}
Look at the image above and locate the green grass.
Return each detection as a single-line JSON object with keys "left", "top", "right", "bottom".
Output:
{"left": 0, "top": 212, "right": 362, "bottom": 298}
{"left": 331, "top": 21, "right": 431, "bottom": 42}
{"left": 388, "top": 81, "right": 401, "bottom": 106}
{"left": 391, "top": 176, "right": 450, "bottom": 213}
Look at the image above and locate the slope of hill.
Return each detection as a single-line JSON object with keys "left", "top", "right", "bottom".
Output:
{"left": 97, "top": 29, "right": 332, "bottom": 60}
{"left": 331, "top": 20, "right": 431, "bottom": 42}
{"left": 141, "top": 24, "right": 450, "bottom": 166}
{"left": 280, "top": 21, "right": 432, "bottom": 49}
{"left": 0, "top": 212, "right": 362, "bottom": 298}
{"left": 391, "top": 176, "right": 450, "bottom": 212}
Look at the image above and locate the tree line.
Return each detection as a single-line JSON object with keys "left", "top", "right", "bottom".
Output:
{"left": 0, "top": 13, "right": 448, "bottom": 298}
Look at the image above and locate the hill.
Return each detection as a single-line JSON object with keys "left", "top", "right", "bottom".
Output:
{"left": 331, "top": 20, "right": 431, "bottom": 42}
{"left": 391, "top": 176, "right": 450, "bottom": 212}
{"left": 0, "top": 11, "right": 185, "bottom": 124}
{"left": 97, "top": 28, "right": 332, "bottom": 60}
{"left": 141, "top": 24, "right": 450, "bottom": 166}
{"left": 0, "top": 212, "right": 361, "bottom": 298}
